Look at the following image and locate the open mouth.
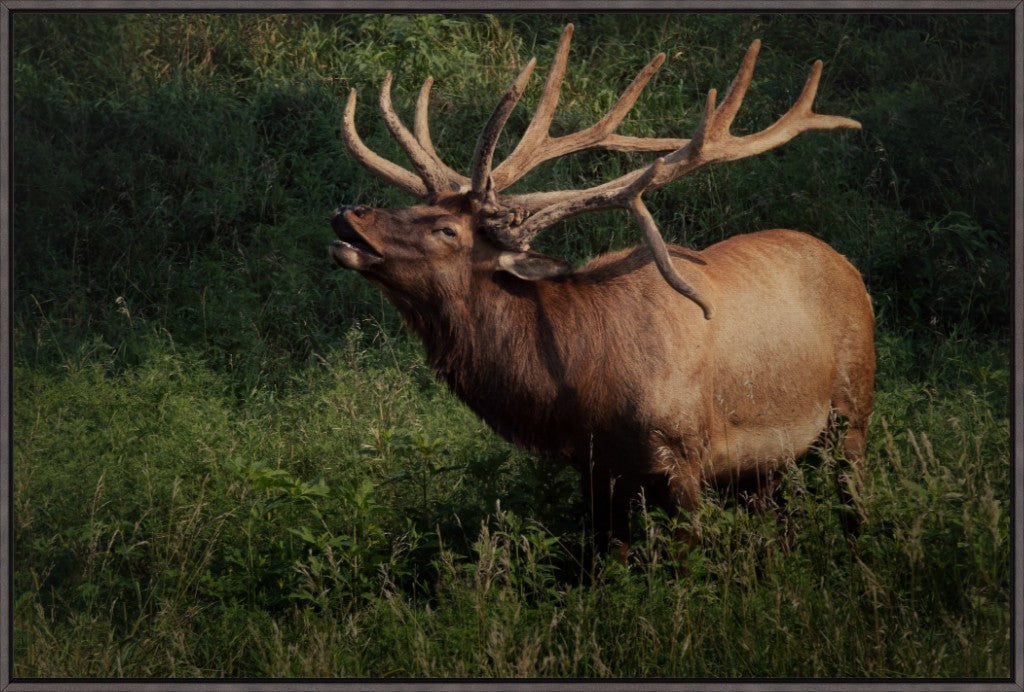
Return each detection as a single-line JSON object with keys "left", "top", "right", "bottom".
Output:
{"left": 334, "top": 221, "right": 382, "bottom": 258}
{"left": 331, "top": 214, "right": 384, "bottom": 266}
{"left": 332, "top": 237, "right": 383, "bottom": 259}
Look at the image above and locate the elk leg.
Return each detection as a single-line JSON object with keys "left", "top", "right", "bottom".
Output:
{"left": 741, "top": 469, "right": 794, "bottom": 551}
{"left": 608, "top": 478, "right": 638, "bottom": 563}
{"left": 833, "top": 420, "right": 868, "bottom": 538}
{"left": 829, "top": 350, "right": 874, "bottom": 539}
{"left": 579, "top": 459, "right": 613, "bottom": 558}
{"left": 824, "top": 396, "right": 871, "bottom": 540}
{"left": 740, "top": 470, "right": 783, "bottom": 514}
{"left": 666, "top": 469, "right": 703, "bottom": 548}
{"left": 579, "top": 458, "right": 636, "bottom": 563}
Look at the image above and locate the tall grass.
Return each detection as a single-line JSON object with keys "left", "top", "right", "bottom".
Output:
{"left": 10, "top": 12, "right": 1014, "bottom": 678}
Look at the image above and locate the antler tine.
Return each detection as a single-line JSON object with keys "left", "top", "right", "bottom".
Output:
{"left": 578, "top": 52, "right": 669, "bottom": 146}
{"left": 679, "top": 88, "right": 718, "bottom": 163}
{"left": 787, "top": 59, "right": 861, "bottom": 130}
{"left": 414, "top": 76, "right": 436, "bottom": 150}
{"left": 470, "top": 58, "right": 538, "bottom": 197}
{"left": 415, "top": 77, "right": 471, "bottom": 188}
{"left": 380, "top": 72, "right": 459, "bottom": 195}
{"left": 628, "top": 193, "right": 713, "bottom": 319}
{"left": 710, "top": 39, "right": 760, "bottom": 138}
{"left": 342, "top": 88, "right": 430, "bottom": 198}
{"left": 488, "top": 25, "right": 573, "bottom": 189}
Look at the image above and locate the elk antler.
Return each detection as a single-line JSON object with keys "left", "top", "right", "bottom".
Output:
{"left": 491, "top": 37, "right": 859, "bottom": 318}
{"left": 470, "top": 58, "right": 537, "bottom": 197}
{"left": 341, "top": 25, "right": 860, "bottom": 318}
{"left": 414, "top": 77, "right": 470, "bottom": 189}
{"left": 487, "top": 24, "right": 691, "bottom": 192}
{"left": 507, "top": 40, "right": 861, "bottom": 244}
{"left": 342, "top": 73, "right": 468, "bottom": 197}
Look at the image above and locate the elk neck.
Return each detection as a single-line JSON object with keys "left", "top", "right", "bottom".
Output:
{"left": 383, "top": 257, "right": 675, "bottom": 457}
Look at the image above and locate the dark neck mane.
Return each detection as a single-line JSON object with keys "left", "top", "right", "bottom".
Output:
{"left": 392, "top": 272, "right": 591, "bottom": 454}
{"left": 383, "top": 251, "right": 677, "bottom": 456}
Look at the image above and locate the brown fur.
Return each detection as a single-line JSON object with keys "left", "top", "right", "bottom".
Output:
{"left": 331, "top": 194, "right": 876, "bottom": 556}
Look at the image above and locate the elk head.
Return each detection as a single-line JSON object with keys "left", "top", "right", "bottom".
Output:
{"left": 331, "top": 24, "right": 861, "bottom": 319}
{"left": 330, "top": 195, "right": 571, "bottom": 311}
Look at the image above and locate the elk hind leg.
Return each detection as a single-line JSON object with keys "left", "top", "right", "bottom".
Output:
{"left": 828, "top": 393, "right": 872, "bottom": 539}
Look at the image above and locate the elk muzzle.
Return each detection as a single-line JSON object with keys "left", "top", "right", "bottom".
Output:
{"left": 330, "top": 205, "right": 384, "bottom": 269}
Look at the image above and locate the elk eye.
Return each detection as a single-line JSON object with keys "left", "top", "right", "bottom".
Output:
{"left": 434, "top": 227, "right": 457, "bottom": 238}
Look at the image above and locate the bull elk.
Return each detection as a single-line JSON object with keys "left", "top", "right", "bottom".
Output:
{"left": 330, "top": 25, "right": 875, "bottom": 560}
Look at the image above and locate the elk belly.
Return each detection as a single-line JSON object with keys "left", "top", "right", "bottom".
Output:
{"left": 704, "top": 338, "right": 835, "bottom": 482}
{"left": 705, "top": 405, "right": 830, "bottom": 484}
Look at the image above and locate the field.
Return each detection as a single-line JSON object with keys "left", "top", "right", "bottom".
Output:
{"left": 9, "top": 13, "right": 1014, "bottom": 679}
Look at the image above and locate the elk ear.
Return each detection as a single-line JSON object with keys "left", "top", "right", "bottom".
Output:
{"left": 496, "top": 251, "right": 571, "bottom": 281}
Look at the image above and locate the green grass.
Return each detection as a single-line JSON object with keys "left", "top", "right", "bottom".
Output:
{"left": 10, "top": 12, "right": 1014, "bottom": 679}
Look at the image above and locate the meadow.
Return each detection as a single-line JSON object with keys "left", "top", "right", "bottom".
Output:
{"left": 9, "top": 13, "right": 1014, "bottom": 678}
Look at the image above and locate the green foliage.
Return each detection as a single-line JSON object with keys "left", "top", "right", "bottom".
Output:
{"left": 10, "top": 12, "right": 1012, "bottom": 679}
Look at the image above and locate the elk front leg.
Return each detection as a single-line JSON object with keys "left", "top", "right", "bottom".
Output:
{"left": 578, "top": 458, "right": 631, "bottom": 563}
{"left": 649, "top": 430, "right": 704, "bottom": 548}
{"left": 667, "top": 470, "right": 703, "bottom": 548}
{"left": 741, "top": 468, "right": 794, "bottom": 551}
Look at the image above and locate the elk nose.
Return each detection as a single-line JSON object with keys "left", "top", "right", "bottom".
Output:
{"left": 334, "top": 204, "right": 370, "bottom": 217}
{"left": 332, "top": 205, "right": 370, "bottom": 231}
